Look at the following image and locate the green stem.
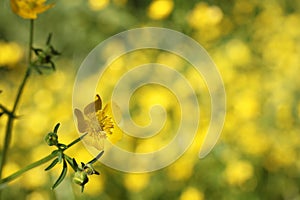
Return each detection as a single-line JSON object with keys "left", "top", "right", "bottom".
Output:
{"left": 0, "top": 19, "right": 34, "bottom": 179}
{"left": 66, "top": 133, "right": 88, "bottom": 149}
{"left": 0, "top": 134, "right": 85, "bottom": 187}
{"left": 12, "top": 19, "right": 34, "bottom": 113}
{"left": 0, "top": 154, "right": 56, "bottom": 188}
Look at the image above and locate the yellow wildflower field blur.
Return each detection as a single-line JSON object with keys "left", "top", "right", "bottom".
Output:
{"left": 0, "top": 0, "right": 300, "bottom": 199}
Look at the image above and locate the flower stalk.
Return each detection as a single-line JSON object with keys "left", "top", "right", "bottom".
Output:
{"left": 0, "top": 2, "right": 110, "bottom": 194}
{"left": 0, "top": 19, "right": 34, "bottom": 179}
{"left": 0, "top": 133, "right": 87, "bottom": 188}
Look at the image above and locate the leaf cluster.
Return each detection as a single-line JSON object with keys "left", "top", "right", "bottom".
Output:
{"left": 44, "top": 123, "right": 103, "bottom": 192}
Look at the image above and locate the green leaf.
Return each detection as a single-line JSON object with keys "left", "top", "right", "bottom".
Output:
{"left": 65, "top": 155, "right": 78, "bottom": 172}
{"left": 87, "top": 150, "right": 104, "bottom": 165}
{"left": 46, "top": 33, "right": 52, "bottom": 45}
{"left": 53, "top": 123, "right": 60, "bottom": 133}
{"left": 51, "top": 159, "right": 68, "bottom": 190}
{"left": 32, "top": 65, "right": 43, "bottom": 74}
{"left": 51, "top": 150, "right": 59, "bottom": 155}
{"left": 73, "top": 158, "right": 79, "bottom": 170}
{"left": 32, "top": 47, "right": 43, "bottom": 55}
{"left": 58, "top": 151, "right": 63, "bottom": 163}
{"left": 32, "top": 64, "right": 55, "bottom": 75}
{"left": 45, "top": 158, "right": 59, "bottom": 171}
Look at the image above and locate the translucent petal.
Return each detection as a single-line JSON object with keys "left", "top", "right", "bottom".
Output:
{"left": 74, "top": 109, "right": 88, "bottom": 133}
{"left": 84, "top": 94, "right": 102, "bottom": 115}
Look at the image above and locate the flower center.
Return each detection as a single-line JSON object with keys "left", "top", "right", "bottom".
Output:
{"left": 86, "top": 113, "right": 103, "bottom": 134}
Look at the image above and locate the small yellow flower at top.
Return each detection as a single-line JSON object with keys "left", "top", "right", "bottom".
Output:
{"left": 10, "top": 0, "right": 54, "bottom": 19}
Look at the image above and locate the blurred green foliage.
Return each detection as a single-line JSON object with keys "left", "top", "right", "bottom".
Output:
{"left": 1, "top": 0, "right": 300, "bottom": 199}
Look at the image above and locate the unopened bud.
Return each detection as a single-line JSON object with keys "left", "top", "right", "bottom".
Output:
{"left": 44, "top": 132, "right": 58, "bottom": 146}
{"left": 73, "top": 171, "right": 89, "bottom": 186}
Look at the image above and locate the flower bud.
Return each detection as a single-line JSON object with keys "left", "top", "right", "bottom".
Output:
{"left": 73, "top": 171, "right": 89, "bottom": 186}
{"left": 44, "top": 132, "right": 58, "bottom": 146}
{"left": 84, "top": 163, "right": 99, "bottom": 175}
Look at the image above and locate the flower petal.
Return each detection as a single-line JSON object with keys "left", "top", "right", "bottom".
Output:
{"left": 10, "top": 0, "right": 54, "bottom": 19}
{"left": 103, "top": 101, "right": 122, "bottom": 124}
{"left": 107, "top": 128, "right": 123, "bottom": 144}
{"left": 74, "top": 109, "right": 88, "bottom": 133}
{"left": 84, "top": 94, "right": 102, "bottom": 115}
{"left": 83, "top": 133, "right": 105, "bottom": 151}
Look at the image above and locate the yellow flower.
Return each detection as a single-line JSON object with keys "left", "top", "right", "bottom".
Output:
{"left": 147, "top": 0, "right": 174, "bottom": 20}
{"left": 74, "top": 94, "right": 121, "bottom": 150}
{"left": 10, "top": 0, "right": 54, "bottom": 19}
{"left": 88, "top": 0, "right": 109, "bottom": 11}
{"left": 0, "top": 41, "right": 23, "bottom": 67}
{"left": 180, "top": 187, "right": 204, "bottom": 200}
{"left": 224, "top": 160, "right": 254, "bottom": 186}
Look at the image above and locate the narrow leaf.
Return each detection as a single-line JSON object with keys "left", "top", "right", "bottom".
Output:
{"left": 87, "top": 150, "right": 104, "bottom": 165}
{"left": 65, "top": 155, "right": 77, "bottom": 171}
{"left": 45, "top": 158, "right": 59, "bottom": 171}
{"left": 53, "top": 123, "right": 60, "bottom": 133}
{"left": 49, "top": 61, "right": 56, "bottom": 71}
{"left": 32, "top": 47, "right": 43, "bottom": 55}
{"left": 33, "top": 65, "right": 43, "bottom": 74}
{"left": 47, "top": 33, "right": 52, "bottom": 45}
{"left": 51, "top": 159, "right": 68, "bottom": 190}
{"left": 73, "top": 158, "right": 79, "bottom": 170}
{"left": 51, "top": 150, "right": 59, "bottom": 155}
{"left": 58, "top": 152, "right": 63, "bottom": 163}
{"left": 50, "top": 46, "right": 61, "bottom": 55}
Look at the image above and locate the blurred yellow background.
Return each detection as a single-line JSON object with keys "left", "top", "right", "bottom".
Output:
{"left": 1, "top": 0, "right": 300, "bottom": 199}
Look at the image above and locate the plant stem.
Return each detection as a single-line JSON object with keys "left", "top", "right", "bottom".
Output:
{"left": 0, "top": 134, "right": 85, "bottom": 187}
{"left": 0, "top": 19, "right": 34, "bottom": 179}
{"left": 0, "top": 154, "right": 56, "bottom": 189}
{"left": 66, "top": 133, "right": 88, "bottom": 148}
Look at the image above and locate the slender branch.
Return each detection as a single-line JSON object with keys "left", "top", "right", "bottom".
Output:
{"left": 0, "top": 19, "right": 34, "bottom": 178}
{"left": 0, "top": 153, "right": 56, "bottom": 188}
{"left": 0, "top": 105, "right": 13, "bottom": 117}
{"left": 27, "top": 19, "right": 34, "bottom": 72}
{"left": 12, "top": 19, "right": 34, "bottom": 113}
{"left": 66, "top": 133, "right": 88, "bottom": 148}
{"left": 0, "top": 134, "right": 86, "bottom": 187}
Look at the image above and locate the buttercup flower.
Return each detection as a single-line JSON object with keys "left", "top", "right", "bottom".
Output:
{"left": 74, "top": 95, "right": 122, "bottom": 150}
{"left": 10, "top": 0, "right": 54, "bottom": 19}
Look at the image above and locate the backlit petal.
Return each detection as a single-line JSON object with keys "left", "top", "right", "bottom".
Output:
{"left": 84, "top": 94, "right": 102, "bottom": 115}
{"left": 74, "top": 109, "right": 88, "bottom": 133}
